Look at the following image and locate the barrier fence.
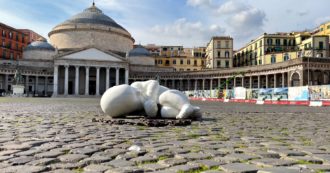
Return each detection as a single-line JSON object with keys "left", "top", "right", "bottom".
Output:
{"left": 186, "top": 85, "right": 330, "bottom": 106}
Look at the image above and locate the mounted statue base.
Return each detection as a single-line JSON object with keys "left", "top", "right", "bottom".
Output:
{"left": 12, "top": 85, "right": 25, "bottom": 97}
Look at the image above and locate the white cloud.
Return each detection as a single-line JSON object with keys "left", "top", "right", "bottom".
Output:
{"left": 217, "top": 0, "right": 249, "bottom": 15}
{"left": 186, "top": 0, "right": 212, "bottom": 7}
{"left": 227, "top": 8, "right": 266, "bottom": 39}
{"left": 149, "top": 18, "right": 225, "bottom": 47}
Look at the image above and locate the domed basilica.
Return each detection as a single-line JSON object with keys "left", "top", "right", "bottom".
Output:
{"left": 0, "top": 3, "right": 170, "bottom": 97}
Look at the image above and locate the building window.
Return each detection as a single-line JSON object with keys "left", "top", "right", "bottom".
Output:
{"left": 327, "top": 25, "right": 330, "bottom": 29}
{"left": 180, "top": 59, "right": 184, "bottom": 65}
{"left": 165, "top": 60, "right": 170, "bottom": 65}
{"left": 9, "top": 32, "right": 12, "bottom": 39}
{"left": 267, "top": 39, "right": 272, "bottom": 45}
{"left": 187, "top": 60, "right": 190, "bottom": 65}
{"left": 179, "top": 69, "right": 184, "bottom": 71}
{"left": 10, "top": 52, "right": 13, "bottom": 59}
{"left": 259, "top": 40, "right": 262, "bottom": 46}
{"left": 2, "top": 39, "right": 5, "bottom": 47}
{"left": 284, "top": 54, "right": 289, "bottom": 61}
{"left": 194, "top": 60, "right": 197, "bottom": 66}
{"left": 225, "top": 61, "right": 229, "bottom": 68}
{"left": 2, "top": 30, "right": 6, "bottom": 37}
{"left": 187, "top": 69, "right": 190, "bottom": 71}
{"left": 158, "top": 60, "right": 162, "bottom": 64}
{"left": 2, "top": 51, "right": 6, "bottom": 59}
{"left": 155, "top": 60, "right": 157, "bottom": 64}
{"left": 201, "top": 60, "right": 204, "bottom": 66}
{"left": 217, "top": 41, "right": 221, "bottom": 48}
{"left": 217, "top": 51, "right": 220, "bottom": 57}
{"left": 225, "top": 51, "right": 229, "bottom": 58}
{"left": 225, "top": 41, "right": 229, "bottom": 48}
{"left": 217, "top": 60, "right": 221, "bottom": 67}
{"left": 173, "top": 60, "right": 176, "bottom": 64}
{"left": 283, "top": 39, "right": 287, "bottom": 46}
{"left": 319, "top": 41, "right": 324, "bottom": 50}
{"left": 320, "top": 28, "right": 324, "bottom": 31}
{"left": 275, "top": 39, "right": 280, "bottom": 46}
{"left": 271, "top": 55, "right": 276, "bottom": 64}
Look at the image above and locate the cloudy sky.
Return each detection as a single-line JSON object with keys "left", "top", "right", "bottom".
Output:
{"left": 1, "top": 0, "right": 329, "bottom": 49}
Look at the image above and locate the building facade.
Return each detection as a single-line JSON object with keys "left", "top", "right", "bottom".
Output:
{"left": 206, "top": 36, "right": 233, "bottom": 69}
{"left": 1, "top": 23, "right": 30, "bottom": 60}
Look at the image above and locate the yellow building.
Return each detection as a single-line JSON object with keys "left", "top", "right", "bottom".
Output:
{"left": 314, "top": 21, "right": 330, "bottom": 36}
{"left": 145, "top": 45, "right": 206, "bottom": 71}
{"left": 205, "top": 36, "right": 233, "bottom": 69}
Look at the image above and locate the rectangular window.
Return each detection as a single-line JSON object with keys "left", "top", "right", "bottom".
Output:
{"left": 2, "top": 39, "right": 5, "bottom": 47}
{"left": 225, "top": 61, "right": 229, "bottom": 68}
{"left": 158, "top": 60, "right": 162, "bottom": 64}
{"left": 217, "top": 60, "right": 221, "bottom": 67}
{"left": 217, "top": 41, "right": 221, "bottom": 48}
{"left": 2, "top": 51, "right": 6, "bottom": 59}
{"left": 283, "top": 39, "right": 287, "bottom": 46}
{"left": 319, "top": 42, "right": 324, "bottom": 50}
{"left": 187, "top": 60, "right": 190, "bottom": 65}
{"left": 225, "top": 41, "right": 229, "bottom": 48}
{"left": 180, "top": 59, "right": 184, "bottom": 65}
{"left": 194, "top": 60, "right": 197, "bottom": 66}
{"left": 217, "top": 51, "right": 220, "bottom": 57}
{"left": 10, "top": 52, "right": 13, "bottom": 59}
{"left": 173, "top": 60, "right": 176, "bottom": 64}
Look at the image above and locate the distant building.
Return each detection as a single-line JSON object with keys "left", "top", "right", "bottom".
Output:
{"left": 18, "top": 29, "right": 45, "bottom": 44}
{"left": 0, "top": 23, "right": 29, "bottom": 60}
{"left": 206, "top": 36, "right": 233, "bottom": 69}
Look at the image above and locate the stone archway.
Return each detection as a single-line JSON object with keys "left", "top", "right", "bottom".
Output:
{"left": 291, "top": 72, "right": 300, "bottom": 87}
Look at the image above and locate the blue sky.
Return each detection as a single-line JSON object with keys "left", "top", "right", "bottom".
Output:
{"left": 1, "top": 0, "right": 330, "bottom": 49}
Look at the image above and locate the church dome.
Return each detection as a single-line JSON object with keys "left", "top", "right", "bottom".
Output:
{"left": 25, "top": 38, "right": 55, "bottom": 51}
{"left": 48, "top": 3, "right": 134, "bottom": 54}
{"left": 128, "top": 45, "right": 151, "bottom": 57}
{"left": 56, "top": 4, "right": 126, "bottom": 32}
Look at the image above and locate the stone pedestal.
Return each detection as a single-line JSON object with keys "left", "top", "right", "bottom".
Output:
{"left": 12, "top": 85, "right": 25, "bottom": 97}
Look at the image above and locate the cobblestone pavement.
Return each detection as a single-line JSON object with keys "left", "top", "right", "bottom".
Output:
{"left": 0, "top": 98, "right": 330, "bottom": 173}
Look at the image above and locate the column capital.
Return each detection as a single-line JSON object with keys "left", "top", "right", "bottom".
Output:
{"left": 64, "top": 65, "right": 69, "bottom": 68}
{"left": 75, "top": 65, "right": 80, "bottom": 69}
{"left": 96, "top": 66, "right": 101, "bottom": 70}
{"left": 85, "top": 66, "right": 90, "bottom": 70}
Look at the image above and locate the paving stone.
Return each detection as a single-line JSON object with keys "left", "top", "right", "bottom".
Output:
{"left": 57, "top": 154, "right": 88, "bottom": 163}
{"left": 35, "top": 150, "right": 64, "bottom": 158}
{"left": 224, "top": 153, "right": 261, "bottom": 162}
{"left": 168, "top": 164, "right": 201, "bottom": 172}
{"left": 51, "top": 169, "right": 75, "bottom": 173}
{"left": 105, "top": 166, "right": 144, "bottom": 173}
{"left": 1, "top": 165, "right": 49, "bottom": 173}
{"left": 258, "top": 167, "right": 303, "bottom": 173}
{"left": 27, "top": 158, "right": 60, "bottom": 166}
{"left": 288, "top": 156, "right": 323, "bottom": 164}
{"left": 103, "top": 159, "right": 135, "bottom": 167}
{"left": 188, "top": 159, "right": 222, "bottom": 168}
{"left": 83, "top": 164, "right": 113, "bottom": 172}
{"left": 220, "top": 163, "right": 259, "bottom": 173}
{"left": 0, "top": 143, "right": 31, "bottom": 151}
{"left": 250, "top": 158, "right": 297, "bottom": 167}
{"left": 175, "top": 153, "right": 213, "bottom": 161}
{"left": 158, "top": 158, "right": 188, "bottom": 166}
{"left": 130, "top": 155, "right": 158, "bottom": 164}
{"left": 139, "top": 163, "right": 169, "bottom": 171}
{"left": 6, "top": 156, "right": 34, "bottom": 165}
{"left": 70, "top": 147, "right": 100, "bottom": 155}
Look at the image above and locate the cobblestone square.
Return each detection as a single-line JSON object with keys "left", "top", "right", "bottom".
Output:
{"left": 0, "top": 98, "right": 330, "bottom": 173}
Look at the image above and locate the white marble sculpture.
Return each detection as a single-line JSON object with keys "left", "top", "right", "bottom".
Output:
{"left": 100, "top": 80, "right": 201, "bottom": 119}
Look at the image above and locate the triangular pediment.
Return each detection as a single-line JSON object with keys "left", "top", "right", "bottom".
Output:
{"left": 59, "top": 48, "right": 125, "bottom": 62}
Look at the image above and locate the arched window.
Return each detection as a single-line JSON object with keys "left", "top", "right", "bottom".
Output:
{"left": 225, "top": 51, "right": 230, "bottom": 58}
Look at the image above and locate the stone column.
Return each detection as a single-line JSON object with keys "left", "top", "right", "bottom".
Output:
{"left": 106, "top": 67, "right": 110, "bottom": 89}
{"left": 25, "top": 75, "right": 29, "bottom": 96}
{"left": 164, "top": 79, "right": 167, "bottom": 88}
{"left": 64, "top": 65, "right": 69, "bottom": 96}
{"left": 35, "top": 76, "right": 39, "bottom": 96}
{"left": 282, "top": 73, "right": 285, "bottom": 88}
{"left": 115, "top": 67, "right": 119, "bottom": 86}
{"left": 287, "top": 71, "right": 291, "bottom": 87}
{"left": 257, "top": 75, "right": 260, "bottom": 89}
{"left": 225, "top": 78, "right": 229, "bottom": 90}
{"left": 96, "top": 67, "right": 100, "bottom": 96}
{"left": 265, "top": 75, "right": 268, "bottom": 88}
{"left": 179, "top": 79, "right": 183, "bottom": 91}
{"left": 53, "top": 65, "right": 58, "bottom": 97}
{"left": 210, "top": 79, "right": 213, "bottom": 90}
{"left": 172, "top": 79, "right": 175, "bottom": 89}
{"left": 75, "top": 66, "right": 79, "bottom": 96}
{"left": 85, "top": 66, "right": 90, "bottom": 95}
{"left": 241, "top": 77, "right": 244, "bottom": 87}
{"left": 218, "top": 78, "right": 221, "bottom": 89}
{"left": 249, "top": 76, "right": 252, "bottom": 89}
{"left": 125, "top": 68, "right": 129, "bottom": 84}
{"left": 4, "top": 74, "right": 8, "bottom": 91}
{"left": 233, "top": 77, "right": 236, "bottom": 88}
{"left": 274, "top": 74, "right": 277, "bottom": 88}
{"left": 44, "top": 77, "right": 48, "bottom": 96}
